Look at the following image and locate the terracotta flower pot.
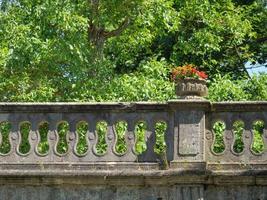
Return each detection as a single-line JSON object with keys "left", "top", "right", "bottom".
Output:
{"left": 175, "top": 78, "right": 208, "bottom": 99}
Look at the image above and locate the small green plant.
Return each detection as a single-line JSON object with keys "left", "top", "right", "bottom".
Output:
{"left": 76, "top": 122, "right": 89, "bottom": 155}
{"left": 57, "top": 122, "right": 69, "bottom": 154}
{"left": 252, "top": 121, "right": 265, "bottom": 154}
{"left": 213, "top": 122, "right": 226, "bottom": 154}
{"left": 154, "top": 121, "right": 168, "bottom": 169}
{"left": 37, "top": 122, "right": 49, "bottom": 154}
{"left": 95, "top": 121, "right": 108, "bottom": 155}
{"left": 233, "top": 121, "right": 245, "bottom": 153}
{"left": 19, "top": 122, "right": 31, "bottom": 154}
{"left": 0, "top": 122, "right": 11, "bottom": 154}
{"left": 135, "top": 122, "right": 147, "bottom": 155}
{"left": 154, "top": 122, "right": 167, "bottom": 154}
{"left": 115, "top": 121, "right": 127, "bottom": 154}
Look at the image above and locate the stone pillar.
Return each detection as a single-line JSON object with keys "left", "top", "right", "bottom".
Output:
{"left": 168, "top": 100, "right": 210, "bottom": 169}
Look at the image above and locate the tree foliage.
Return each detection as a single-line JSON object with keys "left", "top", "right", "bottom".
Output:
{"left": 0, "top": 0, "right": 266, "bottom": 102}
{"left": 207, "top": 73, "right": 267, "bottom": 101}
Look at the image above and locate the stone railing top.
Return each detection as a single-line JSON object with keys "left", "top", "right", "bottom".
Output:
{"left": 0, "top": 102, "right": 169, "bottom": 113}
{"left": 0, "top": 100, "right": 266, "bottom": 112}
{"left": 211, "top": 101, "right": 267, "bottom": 111}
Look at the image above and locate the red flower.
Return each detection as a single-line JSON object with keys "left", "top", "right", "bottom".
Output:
{"left": 171, "top": 64, "right": 208, "bottom": 81}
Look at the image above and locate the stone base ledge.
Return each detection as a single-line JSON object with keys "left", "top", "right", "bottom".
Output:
{"left": 207, "top": 162, "right": 267, "bottom": 172}
{"left": 0, "top": 162, "right": 266, "bottom": 186}
{"left": 170, "top": 161, "right": 206, "bottom": 170}
{"left": 0, "top": 173, "right": 266, "bottom": 187}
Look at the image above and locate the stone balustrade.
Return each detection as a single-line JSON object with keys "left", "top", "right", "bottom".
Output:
{"left": 0, "top": 101, "right": 266, "bottom": 199}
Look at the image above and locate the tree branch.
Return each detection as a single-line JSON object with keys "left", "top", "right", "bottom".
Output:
{"left": 246, "top": 65, "right": 267, "bottom": 70}
{"left": 255, "top": 36, "right": 267, "bottom": 44}
{"left": 235, "top": 36, "right": 267, "bottom": 48}
{"left": 103, "top": 17, "right": 131, "bottom": 39}
{"left": 234, "top": 45, "right": 251, "bottom": 78}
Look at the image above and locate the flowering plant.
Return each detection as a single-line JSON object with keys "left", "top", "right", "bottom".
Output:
{"left": 171, "top": 64, "right": 208, "bottom": 81}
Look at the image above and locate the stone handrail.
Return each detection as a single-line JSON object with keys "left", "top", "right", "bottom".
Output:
{"left": 206, "top": 102, "right": 267, "bottom": 172}
{"left": 0, "top": 101, "right": 266, "bottom": 186}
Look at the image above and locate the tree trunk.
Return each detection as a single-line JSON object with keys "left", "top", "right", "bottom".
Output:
{"left": 88, "top": 23, "right": 106, "bottom": 61}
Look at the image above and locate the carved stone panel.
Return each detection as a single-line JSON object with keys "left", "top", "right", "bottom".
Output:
{"left": 178, "top": 111, "right": 203, "bottom": 156}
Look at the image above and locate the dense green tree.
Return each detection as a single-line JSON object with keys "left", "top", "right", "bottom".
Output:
{"left": 207, "top": 73, "right": 267, "bottom": 101}
{"left": 0, "top": 0, "right": 266, "bottom": 102}
{"left": 109, "top": 0, "right": 266, "bottom": 78}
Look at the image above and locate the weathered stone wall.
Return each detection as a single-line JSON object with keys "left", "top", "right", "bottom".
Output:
{"left": 0, "top": 185, "right": 267, "bottom": 200}
{"left": 205, "top": 185, "right": 267, "bottom": 200}
{"left": 0, "top": 185, "right": 203, "bottom": 200}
